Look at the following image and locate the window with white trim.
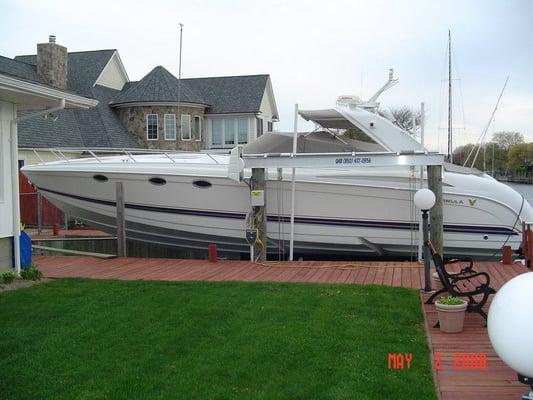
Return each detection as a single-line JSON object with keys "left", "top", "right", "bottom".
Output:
{"left": 210, "top": 117, "right": 251, "bottom": 147}
{"left": 146, "top": 114, "right": 158, "bottom": 140}
{"left": 224, "top": 119, "right": 235, "bottom": 145}
{"left": 237, "top": 118, "right": 248, "bottom": 144}
{"left": 212, "top": 119, "right": 223, "bottom": 146}
{"left": 193, "top": 116, "right": 201, "bottom": 141}
{"left": 267, "top": 121, "right": 273, "bottom": 132}
{"left": 181, "top": 114, "right": 191, "bottom": 140}
{"left": 256, "top": 117, "right": 263, "bottom": 137}
{"left": 164, "top": 114, "right": 176, "bottom": 140}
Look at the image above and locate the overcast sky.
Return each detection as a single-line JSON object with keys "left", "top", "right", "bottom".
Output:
{"left": 1, "top": 0, "right": 532, "bottom": 152}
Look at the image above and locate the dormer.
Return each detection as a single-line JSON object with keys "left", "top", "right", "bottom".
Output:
{"left": 93, "top": 51, "right": 129, "bottom": 91}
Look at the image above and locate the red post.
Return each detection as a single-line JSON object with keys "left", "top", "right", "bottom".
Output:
{"left": 52, "top": 223, "right": 59, "bottom": 236}
{"left": 502, "top": 245, "right": 512, "bottom": 265}
{"left": 522, "top": 222, "right": 527, "bottom": 257}
{"left": 208, "top": 244, "right": 217, "bottom": 263}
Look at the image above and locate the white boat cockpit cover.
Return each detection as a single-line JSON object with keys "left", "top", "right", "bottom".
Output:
{"left": 298, "top": 106, "right": 426, "bottom": 153}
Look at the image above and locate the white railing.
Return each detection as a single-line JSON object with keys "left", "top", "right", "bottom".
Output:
{"left": 27, "top": 147, "right": 222, "bottom": 165}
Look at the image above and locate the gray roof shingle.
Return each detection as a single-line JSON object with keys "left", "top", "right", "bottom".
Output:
{"left": 184, "top": 74, "right": 270, "bottom": 115}
{"left": 13, "top": 50, "right": 141, "bottom": 149}
{"left": 9, "top": 48, "right": 272, "bottom": 149}
{"left": 0, "top": 55, "right": 38, "bottom": 82}
{"left": 111, "top": 66, "right": 207, "bottom": 106}
{"left": 15, "top": 49, "right": 116, "bottom": 96}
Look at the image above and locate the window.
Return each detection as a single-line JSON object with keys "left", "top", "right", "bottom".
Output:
{"left": 212, "top": 119, "right": 223, "bottom": 146}
{"left": 224, "top": 119, "right": 235, "bottom": 145}
{"left": 238, "top": 118, "right": 248, "bottom": 144}
{"left": 267, "top": 121, "right": 273, "bottom": 132}
{"left": 256, "top": 117, "right": 263, "bottom": 137}
{"left": 146, "top": 114, "right": 158, "bottom": 140}
{"left": 210, "top": 117, "right": 251, "bottom": 147}
{"left": 164, "top": 114, "right": 176, "bottom": 140}
{"left": 181, "top": 114, "right": 191, "bottom": 140}
{"left": 193, "top": 116, "right": 202, "bottom": 141}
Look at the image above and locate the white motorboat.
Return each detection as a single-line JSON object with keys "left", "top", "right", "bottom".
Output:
{"left": 22, "top": 74, "right": 533, "bottom": 260}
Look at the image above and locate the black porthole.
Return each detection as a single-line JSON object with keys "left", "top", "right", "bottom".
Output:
{"left": 93, "top": 174, "right": 108, "bottom": 182}
{"left": 193, "top": 180, "right": 212, "bottom": 188}
{"left": 149, "top": 177, "right": 167, "bottom": 186}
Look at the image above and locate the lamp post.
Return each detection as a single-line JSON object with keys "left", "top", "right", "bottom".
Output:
{"left": 414, "top": 188, "right": 436, "bottom": 293}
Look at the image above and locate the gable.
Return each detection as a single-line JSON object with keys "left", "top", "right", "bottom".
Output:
{"left": 94, "top": 52, "right": 129, "bottom": 91}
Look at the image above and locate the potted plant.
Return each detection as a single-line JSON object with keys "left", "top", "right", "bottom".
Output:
{"left": 435, "top": 296, "right": 468, "bottom": 333}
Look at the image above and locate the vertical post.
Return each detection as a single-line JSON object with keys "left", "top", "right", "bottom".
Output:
{"left": 64, "top": 211, "right": 68, "bottom": 231}
{"left": 37, "top": 191, "right": 43, "bottom": 235}
{"left": 10, "top": 105, "right": 21, "bottom": 274}
{"left": 448, "top": 30, "right": 453, "bottom": 163}
{"left": 428, "top": 165, "right": 444, "bottom": 257}
{"left": 116, "top": 182, "right": 126, "bottom": 257}
{"left": 177, "top": 23, "right": 184, "bottom": 145}
{"left": 422, "top": 210, "right": 432, "bottom": 292}
{"left": 289, "top": 104, "right": 298, "bottom": 261}
{"left": 418, "top": 102, "right": 425, "bottom": 262}
{"left": 252, "top": 168, "right": 267, "bottom": 262}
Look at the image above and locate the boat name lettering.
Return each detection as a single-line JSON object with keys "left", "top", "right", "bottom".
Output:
{"left": 335, "top": 157, "right": 372, "bottom": 165}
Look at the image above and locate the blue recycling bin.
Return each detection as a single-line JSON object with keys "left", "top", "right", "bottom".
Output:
{"left": 11, "top": 231, "right": 32, "bottom": 269}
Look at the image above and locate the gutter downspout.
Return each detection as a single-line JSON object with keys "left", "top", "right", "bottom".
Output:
{"left": 10, "top": 99, "right": 65, "bottom": 274}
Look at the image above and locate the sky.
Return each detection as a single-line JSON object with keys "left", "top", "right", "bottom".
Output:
{"left": 1, "top": 0, "right": 532, "bottom": 152}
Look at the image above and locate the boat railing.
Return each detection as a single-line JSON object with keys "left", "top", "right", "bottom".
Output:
{"left": 26, "top": 147, "right": 222, "bottom": 165}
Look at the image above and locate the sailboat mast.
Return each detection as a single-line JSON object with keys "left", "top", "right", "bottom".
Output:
{"left": 448, "top": 30, "right": 453, "bottom": 163}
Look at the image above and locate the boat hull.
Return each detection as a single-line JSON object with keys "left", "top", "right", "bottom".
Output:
{"left": 23, "top": 155, "right": 530, "bottom": 259}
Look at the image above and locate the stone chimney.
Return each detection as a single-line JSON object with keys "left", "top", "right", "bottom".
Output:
{"left": 37, "top": 35, "right": 68, "bottom": 89}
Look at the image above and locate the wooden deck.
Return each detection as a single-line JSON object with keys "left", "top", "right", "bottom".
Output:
{"left": 33, "top": 255, "right": 530, "bottom": 399}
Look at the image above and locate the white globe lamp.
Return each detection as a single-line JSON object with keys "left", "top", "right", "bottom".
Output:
{"left": 414, "top": 188, "right": 436, "bottom": 211}
{"left": 488, "top": 272, "right": 533, "bottom": 399}
{"left": 414, "top": 188, "right": 436, "bottom": 293}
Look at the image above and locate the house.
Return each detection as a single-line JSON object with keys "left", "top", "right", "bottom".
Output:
{"left": 5, "top": 36, "right": 278, "bottom": 165}
{"left": 0, "top": 35, "right": 98, "bottom": 272}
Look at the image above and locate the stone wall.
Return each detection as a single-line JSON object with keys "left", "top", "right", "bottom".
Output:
{"left": 116, "top": 105, "right": 206, "bottom": 151}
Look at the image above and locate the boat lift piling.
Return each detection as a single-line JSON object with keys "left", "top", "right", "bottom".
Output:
{"left": 251, "top": 168, "right": 267, "bottom": 262}
{"left": 428, "top": 165, "right": 444, "bottom": 257}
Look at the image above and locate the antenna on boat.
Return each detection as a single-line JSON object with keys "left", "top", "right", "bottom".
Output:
{"left": 366, "top": 68, "right": 399, "bottom": 105}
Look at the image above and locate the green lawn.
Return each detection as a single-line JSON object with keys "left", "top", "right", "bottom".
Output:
{"left": 0, "top": 279, "right": 436, "bottom": 400}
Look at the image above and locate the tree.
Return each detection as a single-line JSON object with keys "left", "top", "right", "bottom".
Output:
{"left": 492, "top": 131, "right": 524, "bottom": 150}
{"left": 389, "top": 106, "right": 421, "bottom": 133}
{"left": 453, "top": 142, "right": 508, "bottom": 173}
{"left": 343, "top": 128, "right": 374, "bottom": 142}
{"left": 507, "top": 142, "right": 533, "bottom": 172}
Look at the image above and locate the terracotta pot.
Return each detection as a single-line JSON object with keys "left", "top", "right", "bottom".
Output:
{"left": 435, "top": 300, "right": 468, "bottom": 333}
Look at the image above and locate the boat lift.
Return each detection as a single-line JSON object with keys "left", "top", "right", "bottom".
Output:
{"left": 228, "top": 144, "right": 445, "bottom": 262}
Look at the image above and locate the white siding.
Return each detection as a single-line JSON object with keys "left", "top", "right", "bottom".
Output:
{"left": 94, "top": 53, "right": 128, "bottom": 90}
{"left": 0, "top": 101, "right": 14, "bottom": 239}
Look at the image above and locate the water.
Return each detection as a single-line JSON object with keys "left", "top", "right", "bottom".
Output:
{"left": 503, "top": 182, "right": 533, "bottom": 205}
